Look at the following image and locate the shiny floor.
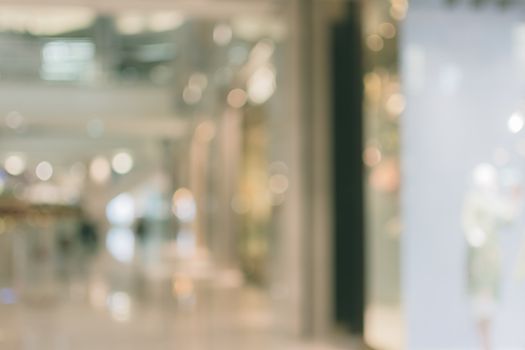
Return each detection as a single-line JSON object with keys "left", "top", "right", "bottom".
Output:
{"left": 0, "top": 247, "right": 347, "bottom": 350}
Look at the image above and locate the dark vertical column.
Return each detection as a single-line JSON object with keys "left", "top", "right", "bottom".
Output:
{"left": 331, "top": 1, "right": 365, "bottom": 334}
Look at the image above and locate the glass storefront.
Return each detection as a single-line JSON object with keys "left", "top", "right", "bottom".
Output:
{"left": 402, "top": 1, "right": 525, "bottom": 349}
{"left": 362, "top": 1, "right": 404, "bottom": 349}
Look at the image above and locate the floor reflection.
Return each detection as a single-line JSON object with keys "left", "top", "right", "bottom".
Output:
{"left": 0, "top": 232, "right": 345, "bottom": 350}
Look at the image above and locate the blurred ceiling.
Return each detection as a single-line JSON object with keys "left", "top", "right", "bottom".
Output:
{"left": 0, "top": 0, "right": 278, "bottom": 17}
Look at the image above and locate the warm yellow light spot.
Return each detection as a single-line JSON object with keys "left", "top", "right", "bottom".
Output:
{"left": 366, "top": 34, "right": 384, "bottom": 52}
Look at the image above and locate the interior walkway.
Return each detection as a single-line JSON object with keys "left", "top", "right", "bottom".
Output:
{"left": 0, "top": 248, "right": 351, "bottom": 350}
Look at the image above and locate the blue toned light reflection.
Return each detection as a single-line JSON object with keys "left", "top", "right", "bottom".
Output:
{"left": 106, "top": 193, "right": 135, "bottom": 226}
{"left": 106, "top": 227, "right": 135, "bottom": 264}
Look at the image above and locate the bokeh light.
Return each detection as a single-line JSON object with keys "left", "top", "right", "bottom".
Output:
{"left": 196, "top": 121, "right": 216, "bottom": 143}
{"left": 172, "top": 275, "right": 196, "bottom": 305}
{"left": 213, "top": 23, "right": 233, "bottom": 46}
{"left": 4, "top": 154, "right": 26, "bottom": 176}
{"left": 35, "top": 161, "right": 53, "bottom": 181}
{"left": 269, "top": 174, "right": 289, "bottom": 195}
{"left": 111, "top": 151, "right": 134, "bottom": 175}
{"left": 90, "top": 156, "right": 111, "bottom": 184}
{"left": 366, "top": 34, "right": 384, "bottom": 52}
{"left": 227, "top": 88, "right": 248, "bottom": 108}
{"left": 172, "top": 188, "right": 196, "bottom": 223}
{"left": 106, "top": 193, "right": 135, "bottom": 226}
{"left": 5, "top": 111, "right": 24, "bottom": 130}
{"left": 472, "top": 163, "right": 497, "bottom": 188}
{"left": 363, "top": 146, "right": 382, "bottom": 167}
{"left": 106, "top": 291, "right": 132, "bottom": 322}
{"left": 106, "top": 227, "right": 135, "bottom": 264}
{"left": 508, "top": 112, "right": 524, "bottom": 134}
{"left": 248, "top": 65, "right": 276, "bottom": 104}
{"left": 386, "top": 93, "right": 406, "bottom": 116}
{"left": 379, "top": 22, "right": 396, "bottom": 39}
{"left": 188, "top": 73, "right": 208, "bottom": 91}
{"left": 183, "top": 85, "right": 202, "bottom": 105}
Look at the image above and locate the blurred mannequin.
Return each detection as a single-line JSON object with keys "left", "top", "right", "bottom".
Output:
{"left": 462, "top": 163, "right": 522, "bottom": 350}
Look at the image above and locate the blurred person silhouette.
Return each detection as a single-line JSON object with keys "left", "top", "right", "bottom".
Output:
{"left": 462, "top": 163, "right": 522, "bottom": 350}
{"left": 56, "top": 223, "right": 75, "bottom": 280}
{"left": 134, "top": 217, "right": 148, "bottom": 244}
{"left": 78, "top": 215, "right": 98, "bottom": 254}
{"left": 132, "top": 216, "right": 150, "bottom": 299}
